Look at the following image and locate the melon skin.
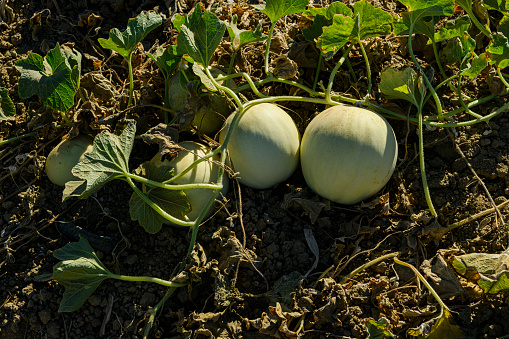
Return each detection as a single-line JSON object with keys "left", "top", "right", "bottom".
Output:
{"left": 151, "top": 141, "right": 229, "bottom": 221}
{"left": 219, "top": 103, "right": 300, "bottom": 189}
{"left": 45, "top": 135, "right": 94, "bottom": 186}
{"left": 300, "top": 105, "right": 398, "bottom": 205}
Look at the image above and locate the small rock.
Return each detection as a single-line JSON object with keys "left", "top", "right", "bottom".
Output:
{"left": 88, "top": 295, "right": 101, "bottom": 307}
{"left": 38, "top": 310, "right": 52, "bottom": 325}
{"left": 46, "top": 321, "right": 60, "bottom": 338}
{"left": 124, "top": 254, "right": 138, "bottom": 265}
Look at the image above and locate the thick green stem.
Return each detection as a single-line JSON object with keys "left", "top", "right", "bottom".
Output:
{"left": 461, "top": 6, "right": 491, "bottom": 38}
{"left": 326, "top": 45, "right": 355, "bottom": 103}
{"left": 125, "top": 176, "right": 194, "bottom": 227}
{"left": 127, "top": 172, "right": 222, "bottom": 191}
{"left": 393, "top": 258, "right": 449, "bottom": 311}
{"left": 408, "top": 23, "right": 443, "bottom": 120}
{"left": 417, "top": 106, "right": 437, "bottom": 216}
{"left": 497, "top": 68, "right": 509, "bottom": 89}
{"left": 431, "top": 37, "right": 470, "bottom": 100}
{"left": 143, "top": 287, "right": 177, "bottom": 339}
{"left": 340, "top": 252, "right": 401, "bottom": 284}
{"left": 114, "top": 274, "right": 187, "bottom": 288}
{"left": 264, "top": 22, "right": 276, "bottom": 75}
{"left": 357, "top": 40, "right": 372, "bottom": 101}
{"left": 448, "top": 199, "right": 509, "bottom": 231}
{"left": 342, "top": 47, "right": 358, "bottom": 83}
{"left": 228, "top": 49, "right": 239, "bottom": 76}
{"left": 0, "top": 132, "right": 38, "bottom": 147}
{"left": 312, "top": 54, "right": 323, "bottom": 91}
{"left": 60, "top": 111, "right": 72, "bottom": 125}
{"left": 127, "top": 53, "right": 134, "bottom": 107}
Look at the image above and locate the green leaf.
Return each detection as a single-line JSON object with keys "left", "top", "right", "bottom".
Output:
{"left": 63, "top": 120, "right": 136, "bottom": 200}
{"left": 317, "top": 14, "right": 355, "bottom": 59}
{"left": 352, "top": 0, "right": 393, "bottom": 41}
{"left": 486, "top": 33, "right": 509, "bottom": 69}
{"left": 35, "top": 237, "right": 114, "bottom": 312}
{"left": 129, "top": 161, "right": 190, "bottom": 234}
{"left": 408, "top": 308, "right": 466, "bottom": 338}
{"left": 484, "top": 0, "right": 508, "bottom": 12}
{"left": 176, "top": 6, "right": 226, "bottom": 66}
{"left": 302, "top": 2, "right": 352, "bottom": 20}
{"left": 461, "top": 53, "right": 488, "bottom": 79}
{"left": 398, "top": 0, "right": 455, "bottom": 21}
{"left": 147, "top": 45, "right": 181, "bottom": 81}
{"left": 440, "top": 32, "right": 475, "bottom": 65}
{"left": 0, "top": 87, "right": 15, "bottom": 120}
{"left": 453, "top": 251, "right": 509, "bottom": 293}
{"left": 226, "top": 14, "right": 268, "bottom": 51}
{"left": 432, "top": 15, "right": 470, "bottom": 43}
{"left": 98, "top": 11, "right": 162, "bottom": 59}
{"left": 393, "top": 14, "right": 438, "bottom": 38}
{"left": 499, "top": 13, "right": 509, "bottom": 39}
{"left": 366, "top": 317, "right": 396, "bottom": 339}
{"left": 302, "top": 15, "right": 329, "bottom": 42}
{"left": 252, "top": 0, "right": 309, "bottom": 23}
{"left": 379, "top": 68, "right": 426, "bottom": 108}
{"left": 14, "top": 43, "right": 81, "bottom": 112}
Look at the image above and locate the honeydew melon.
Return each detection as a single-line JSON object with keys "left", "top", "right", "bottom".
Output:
{"left": 151, "top": 141, "right": 229, "bottom": 221}
{"left": 45, "top": 135, "right": 94, "bottom": 186}
{"left": 300, "top": 105, "right": 397, "bottom": 205}
{"left": 219, "top": 103, "right": 300, "bottom": 189}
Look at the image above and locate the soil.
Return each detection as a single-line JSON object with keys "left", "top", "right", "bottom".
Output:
{"left": 1, "top": 0, "right": 509, "bottom": 338}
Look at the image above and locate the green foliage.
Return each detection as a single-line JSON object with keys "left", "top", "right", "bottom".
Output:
{"left": 176, "top": 5, "right": 226, "bottom": 67}
{"left": 461, "top": 53, "right": 488, "bottom": 79}
{"left": 408, "top": 308, "right": 466, "bottom": 338}
{"left": 147, "top": 45, "right": 181, "bottom": 82}
{"left": 366, "top": 318, "right": 396, "bottom": 339}
{"left": 303, "top": 2, "right": 352, "bottom": 20}
{"left": 379, "top": 68, "right": 426, "bottom": 108}
{"left": 0, "top": 87, "right": 14, "bottom": 120}
{"left": 35, "top": 237, "right": 114, "bottom": 312}
{"left": 226, "top": 14, "right": 268, "bottom": 51}
{"left": 453, "top": 252, "right": 509, "bottom": 293}
{"left": 15, "top": 43, "right": 81, "bottom": 112}
{"left": 98, "top": 11, "right": 162, "bottom": 60}
{"left": 129, "top": 162, "right": 191, "bottom": 234}
{"left": 63, "top": 120, "right": 136, "bottom": 200}
{"left": 252, "top": 0, "right": 308, "bottom": 23}
{"left": 316, "top": 1, "right": 392, "bottom": 59}
{"left": 432, "top": 15, "right": 471, "bottom": 43}
{"left": 486, "top": 33, "right": 509, "bottom": 69}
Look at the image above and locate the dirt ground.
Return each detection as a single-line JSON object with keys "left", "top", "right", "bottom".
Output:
{"left": 1, "top": 0, "right": 509, "bottom": 338}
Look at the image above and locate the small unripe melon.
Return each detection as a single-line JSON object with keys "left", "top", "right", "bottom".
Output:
{"left": 45, "top": 135, "right": 94, "bottom": 186}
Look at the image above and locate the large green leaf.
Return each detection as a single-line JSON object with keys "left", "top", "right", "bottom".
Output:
{"left": 0, "top": 87, "right": 14, "bottom": 120}
{"left": 35, "top": 237, "right": 114, "bottom": 312}
{"left": 499, "top": 13, "right": 509, "bottom": 39}
{"left": 408, "top": 308, "right": 466, "bottom": 338}
{"left": 453, "top": 251, "right": 509, "bottom": 293}
{"left": 398, "top": 0, "right": 455, "bottom": 20}
{"left": 432, "top": 15, "right": 470, "bottom": 43}
{"left": 379, "top": 68, "right": 426, "bottom": 108}
{"left": 393, "top": 14, "right": 438, "bottom": 38}
{"left": 302, "top": 2, "right": 352, "bottom": 20}
{"left": 483, "top": 0, "right": 508, "bottom": 12}
{"left": 366, "top": 317, "right": 396, "bottom": 338}
{"left": 129, "top": 161, "right": 190, "bottom": 234}
{"left": 176, "top": 6, "right": 226, "bottom": 66}
{"left": 147, "top": 45, "right": 181, "bottom": 81}
{"left": 317, "top": 14, "right": 355, "bottom": 59}
{"left": 352, "top": 0, "right": 393, "bottom": 41}
{"left": 226, "top": 14, "right": 268, "bottom": 51}
{"left": 461, "top": 53, "right": 488, "bottom": 79}
{"left": 252, "top": 0, "right": 308, "bottom": 23}
{"left": 15, "top": 43, "right": 81, "bottom": 112}
{"left": 63, "top": 120, "right": 136, "bottom": 200}
{"left": 486, "top": 33, "right": 509, "bottom": 69}
{"left": 440, "top": 32, "right": 475, "bottom": 65}
{"left": 98, "top": 11, "right": 162, "bottom": 59}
